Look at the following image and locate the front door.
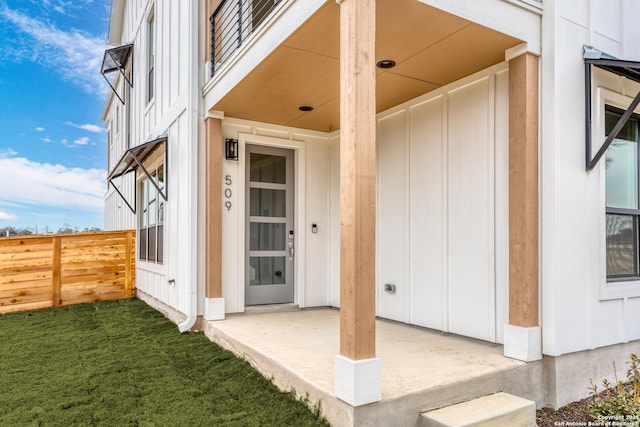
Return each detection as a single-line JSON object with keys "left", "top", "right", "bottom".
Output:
{"left": 245, "top": 145, "right": 294, "bottom": 305}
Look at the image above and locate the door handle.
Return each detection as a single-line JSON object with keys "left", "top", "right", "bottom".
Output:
{"left": 288, "top": 230, "right": 294, "bottom": 260}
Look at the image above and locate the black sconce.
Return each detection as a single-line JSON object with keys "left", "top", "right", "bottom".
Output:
{"left": 225, "top": 138, "right": 238, "bottom": 160}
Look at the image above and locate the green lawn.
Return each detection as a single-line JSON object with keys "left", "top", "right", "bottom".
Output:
{"left": 0, "top": 298, "right": 328, "bottom": 426}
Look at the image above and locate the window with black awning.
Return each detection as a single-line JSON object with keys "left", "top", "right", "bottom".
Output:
{"left": 108, "top": 136, "right": 167, "bottom": 213}
{"left": 101, "top": 43, "right": 134, "bottom": 105}
{"left": 584, "top": 46, "right": 640, "bottom": 170}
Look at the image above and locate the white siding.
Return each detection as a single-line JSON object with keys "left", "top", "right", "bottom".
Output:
{"left": 409, "top": 96, "right": 446, "bottom": 330}
{"left": 378, "top": 111, "right": 409, "bottom": 322}
{"left": 541, "top": 0, "right": 640, "bottom": 356}
{"left": 103, "top": 0, "right": 199, "bottom": 317}
{"left": 447, "top": 77, "right": 495, "bottom": 341}
{"left": 329, "top": 63, "right": 509, "bottom": 343}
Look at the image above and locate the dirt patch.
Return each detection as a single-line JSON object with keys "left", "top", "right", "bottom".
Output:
{"left": 536, "top": 395, "right": 594, "bottom": 427}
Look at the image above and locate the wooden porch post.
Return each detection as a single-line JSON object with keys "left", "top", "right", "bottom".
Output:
{"left": 505, "top": 51, "right": 541, "bottom": 361}
{"left": 334, "top": 0, "right": 380, "bottom": 406}
{"left": 204, "top": 115, "right": 225, "bottom": 320}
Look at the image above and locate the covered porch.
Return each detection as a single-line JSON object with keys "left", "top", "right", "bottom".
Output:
{"left": 199, "top": 308, "right": 544, "bottom": 426}
{"left": 201, "top": 0, "right": 543, "bottom": 415}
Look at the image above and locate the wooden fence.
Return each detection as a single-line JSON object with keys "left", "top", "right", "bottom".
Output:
{"left": 0, "top": 231, "right": 136, "bottom": 314}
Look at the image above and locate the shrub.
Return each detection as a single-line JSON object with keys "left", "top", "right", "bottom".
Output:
{"left": 588, "top": 353, "right": 640, "bottom": 418}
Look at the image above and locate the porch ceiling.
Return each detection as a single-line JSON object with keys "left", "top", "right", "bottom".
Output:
{"left": 212, "top": 0, "right": 521, "bottom": 132}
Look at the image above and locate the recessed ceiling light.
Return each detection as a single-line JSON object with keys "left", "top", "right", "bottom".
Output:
{"left": 376, "top": 59, "right": 396, "bottom": 69}
{"left": 299, "top": 106, "right": 314, "bottom": 112}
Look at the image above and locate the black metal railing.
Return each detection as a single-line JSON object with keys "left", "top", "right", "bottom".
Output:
{"left": 210, "top": 0, "right": 282, "bottom": 77}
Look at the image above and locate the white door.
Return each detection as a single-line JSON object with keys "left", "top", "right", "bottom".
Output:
{"left": 245, "top": 145, "right": 294, "bottom": 305}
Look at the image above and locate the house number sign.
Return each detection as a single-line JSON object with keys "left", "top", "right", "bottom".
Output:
{"left": 224, "top": 175, "right": 232, "bottom": 211}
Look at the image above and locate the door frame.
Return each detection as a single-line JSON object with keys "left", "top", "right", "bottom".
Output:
{"left": 244, "top": 144, "right": 294, "bottom": 305}
{"left": 237, "top": 133, "right": 306, "bottom": 308}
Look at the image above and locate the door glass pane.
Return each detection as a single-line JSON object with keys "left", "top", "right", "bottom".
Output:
{"left": 250, "top": 188, "right": 285, "bottom": 217}
{"left": 605, "top": 111, "right": 638, "bottom": 209}
{"left": 250, "top": 153, "right": 286, "bottom": 183}
{"left": 250, "top": 222, "right": 285, "bottom": 250}
{"left": 606, "top": 214, "right": 636, "bottom": 276}
{"left": 249, "top": 257, "right": 285, "bottom": 285}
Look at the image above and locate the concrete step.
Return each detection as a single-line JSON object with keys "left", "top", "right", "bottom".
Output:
{"left": 419, "top": 392, "right": 536, "bottom": 427}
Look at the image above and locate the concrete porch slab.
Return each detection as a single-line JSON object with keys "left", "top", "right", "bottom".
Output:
{"left": 200, "top": 308, "right": 544, "bottom": 427}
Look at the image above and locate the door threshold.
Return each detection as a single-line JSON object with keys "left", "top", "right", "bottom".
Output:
{"left": 244, "top": 303, "right": 299, "bottom": 314}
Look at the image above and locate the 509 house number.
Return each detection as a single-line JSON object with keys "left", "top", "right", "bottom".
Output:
{"left": 224, "top": 175, "right": 232, "bottom": 211}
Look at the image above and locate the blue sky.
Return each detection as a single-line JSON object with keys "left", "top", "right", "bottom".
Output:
{"left": 0, "top": 0, "right": 111, "bottom": 231}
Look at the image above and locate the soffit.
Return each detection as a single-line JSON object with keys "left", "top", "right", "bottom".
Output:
{"left": 212, "top": 0, "right": 521, "bottom": 132}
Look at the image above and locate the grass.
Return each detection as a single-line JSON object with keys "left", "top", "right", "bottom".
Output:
{"left": 0, "top": 298, "right": 328, "bottom": 426}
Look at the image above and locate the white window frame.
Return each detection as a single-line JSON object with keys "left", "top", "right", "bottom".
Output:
{"left": 138, "top": 161, "right": 165, "bottom": 266}
{"left": 597, "top": 86, "right": 640, "bottom": 299}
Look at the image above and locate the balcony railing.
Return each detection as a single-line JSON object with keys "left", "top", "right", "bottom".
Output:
{"left": 210, "top": 0, "right": 282, "bottom": 77}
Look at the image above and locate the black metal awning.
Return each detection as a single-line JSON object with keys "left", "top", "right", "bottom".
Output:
{"left": 585, "top": 46, "right": 640, "bottom": 170}
{"left": 101, "top": 43, "right": 133, "bottom": 105}
{"left": 108, "top": 136, "right": 167, "bottom": 213}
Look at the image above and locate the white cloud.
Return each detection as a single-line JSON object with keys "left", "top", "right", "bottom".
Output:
{"left": 66, "top": 121, "right": 104, "bottom": 133}
{"left": 0, "top": 211, "right": 17, "bottom": 221}
{"left": 40, "top": 0, "right": 94, "bottom": 15}
{"left": 0, "top": 5, "right": 108, "bottom": 95}
{"left": 0, "top": 156, "right": 105, "bottom": 214}
{"left": 34, "top": 126, "right": 45, "bottom": 132}
{"left": 62, "top": 137, "right": 90, "bottom": 147}
{"left": 0, "top": 148, "right": 17, "bottom": 157}
{"left": 41, "top": 136, "right": 52, "bottom": 143}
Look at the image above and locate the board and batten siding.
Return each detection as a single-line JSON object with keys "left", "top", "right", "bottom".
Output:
{"left": 541, "top": 0, "right": 640, "bottom": 356}
{"left": 103, "top": 0, "right": 199, "bottom": 317}
{"left": 329, "top": 63, "right": 509, "bottom": 343}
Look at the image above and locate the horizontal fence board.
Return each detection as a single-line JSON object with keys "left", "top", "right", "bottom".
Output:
{"left": 0, "top": 251, "right": 54, "bottom": 264}
{"left": 0, "top": 291, "right": 52, "bottom": 307}
{"left": 0, "top": 230, "right": 135, "bottom": 314}
{"left": 0, "top": 279, "right": 52, "bottom": 294}
{"left": 0, "top": 243, "right": 53, "bottom": 255}
{"left": 0, "top": 266, "right": 54, "bottom": 277}
{"left": 61, "top": 253, "right": 127, "bottom": 264}
{"left": 61, "top": 260, "right": 127, "bottom": 270}
{"left": 62, "top": 275, "right": 125, "bottom": 287}
{"left": 0, "top": 258, "right": 53, "bottom": 269}
{"left": 0, "top": 301, "right": 52, "bottom": 314}
{"left": 61, "top": 265, "right": 125, "bottom": 278}
{"left": 61, "top": 241, "right": 127, "bottom": 252}
{"left": 0, "top": 237, "right": 53, "bottom": 247}
{"left": 62, "top": 280, "right": 126, "bottom": 293}
{"left": 62, "top": 282, "right": 126, "bottom": 296}
{"left": 0, "top": 285, "right": 51, "bottom": 300}
{"left": 0, "top": 271, "right": 52, "bottom": 286}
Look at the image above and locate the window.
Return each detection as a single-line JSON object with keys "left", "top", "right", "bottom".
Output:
{"left": 605, "top": 106, "right": 640, "bottom": 279}
{"left": 139, "top": 164, "right": 164, "bottom": 263}
{"left": 147, "top": 11, "right": 155, "bottom": 103}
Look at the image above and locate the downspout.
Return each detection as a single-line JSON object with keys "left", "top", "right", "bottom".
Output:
{"left": 178, "top": 0, "right": 200, "bottom": 333}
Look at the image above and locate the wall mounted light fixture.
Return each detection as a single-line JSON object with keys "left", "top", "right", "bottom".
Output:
{"left": 225, "top": 138, "right": 238, "bottom": 160}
